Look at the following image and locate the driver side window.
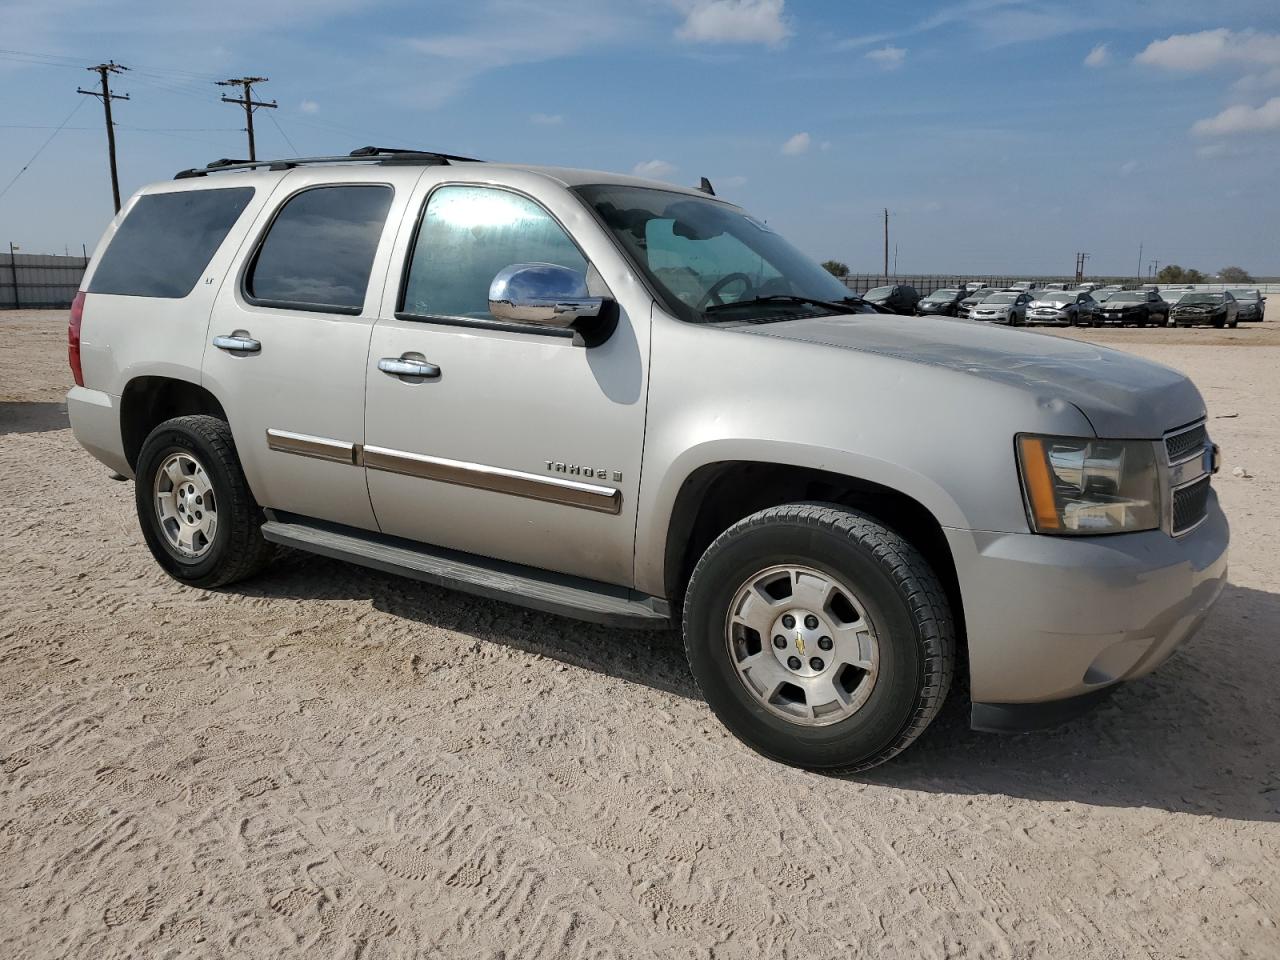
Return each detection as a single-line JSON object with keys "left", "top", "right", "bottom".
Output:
{"left": 401, "top": 185, "right": 587, "bottom": 322}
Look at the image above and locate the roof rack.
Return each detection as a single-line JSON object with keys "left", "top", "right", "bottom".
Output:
{"left": 174, "top": 145, "right": 482, "bottom": 180}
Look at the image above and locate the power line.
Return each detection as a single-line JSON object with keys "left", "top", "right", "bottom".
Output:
{"left": 266, "top": 111, "right": 299, "bottom": 154}
{"left": 77, "top": 60, "right": 131, "bottom": 213}
{"left": 0, "top": 98, "right": 89, "bottom": 204}
{"left": 216, "top": 76, "right": 276, "bottom": 161}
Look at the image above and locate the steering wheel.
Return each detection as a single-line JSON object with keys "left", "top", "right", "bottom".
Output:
{"left": 697, "top": 272, "right": 755, "bottom": 310}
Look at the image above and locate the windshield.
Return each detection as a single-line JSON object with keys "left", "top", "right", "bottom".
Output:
{"left": 1229, "top": 289, "right": 1258, "bottom": 301}
{"left": 864, "top": 286, "right": 894, "bottom": 299}
{"left": 982, "top": 293, "right": 1017, "bottom": 304}
{"left": 1109, "top": 291, "right": 1144, "bottom": 302}
{"left": 926, "top": 289, "right": 959, "bottom": 300}
{"left": 1181, "top": 293, "right": 1225, "bottom": 304}
{"left": 575, "top": 184, "right": 855, "bottom": 322}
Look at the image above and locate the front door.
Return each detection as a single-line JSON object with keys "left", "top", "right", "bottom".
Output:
{"left": 203, "top": 169, "right": 414, "bottom": 530}
{"left": 364, "top": 177, "right": 651, "bottom": 587}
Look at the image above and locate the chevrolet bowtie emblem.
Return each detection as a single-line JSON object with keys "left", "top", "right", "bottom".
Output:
{"left": 795, "top": 633, "right": 805, "bottom": 656}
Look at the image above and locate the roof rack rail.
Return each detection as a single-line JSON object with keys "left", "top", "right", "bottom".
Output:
{"left": 174, "top": 146, "right": 483, "bottom": 180}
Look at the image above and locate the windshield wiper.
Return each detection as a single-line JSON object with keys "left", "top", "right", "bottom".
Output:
{"left": 703, "top": 294, "right": 872, "bottom": 316}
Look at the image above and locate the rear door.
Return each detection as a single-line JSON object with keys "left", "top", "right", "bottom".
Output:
{"left": 202, "top": 167, "right": 418, "bottom": 530}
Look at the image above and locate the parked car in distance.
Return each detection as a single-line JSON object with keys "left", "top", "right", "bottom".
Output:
{"left": 1093, "top": 288, "right": 1169, "bottom": 327}
{"left": 971, "top": 291, "right": 1032, "bottom": 325}
{"left": 1171, "top": 291, "right": 1239, "bottom": 328}
{"left": 65, "top": 147, "right": 1229, "bottom": 774}
{"left": 1229, "top": 288, "right": 1266, "bottom": 321}
{"left": 862, "top": 284, "right": 921, "bottom": 314}
{"left": 916, "top": 288, "right": 966, "bottom": 316}
{"left": 1093, "top": 285, "right": 1122, "bottom": 301}
{"left": 1043, "top": 282, "right": 1068, "bottom": 291}
{"left": 1007, "top": 281, "right": 1041, "bottom": 293}
{"left": 1026, "top": 290, "right": 1096, "bottom": 326}
{"left": 957, "top": 287, "right": 999, "bottom": 318}
{"left": 1078, "top": 282, "right": 1103, "bottom": 292}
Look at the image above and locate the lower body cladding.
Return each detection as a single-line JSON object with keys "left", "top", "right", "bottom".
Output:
{"left": 945, "top": 494, "right": 1228, "bottom": 732}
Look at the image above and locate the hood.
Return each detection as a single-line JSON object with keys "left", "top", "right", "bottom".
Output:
{"left": 1030, "top": 300, "right": 1070, "bottom": 309}
{"left": 972, "top": 302, "right": 1011, "bottom": 311}
{"left": 1101, "top": 300, "right": 1142, "bottom": 309}
{"left": 739, "top": 313, "right": 1203, "bottom": 438}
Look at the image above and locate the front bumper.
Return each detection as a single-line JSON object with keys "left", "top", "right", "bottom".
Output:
{"left": 1026, "top": 310, "right": 1071, "bottom": 324}
{"left": 946, "top": 492, "right": 1228, "bottom": 721}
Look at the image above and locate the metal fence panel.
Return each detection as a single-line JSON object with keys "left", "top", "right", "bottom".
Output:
{"left": 1, "top": 253, "right": 90, "bottom": 309}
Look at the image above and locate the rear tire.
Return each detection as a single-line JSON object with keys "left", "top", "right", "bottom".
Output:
{"left": 134, "top": 415, "right": 274, "bottom": 589}
{"left": 682, "top": 503, "right": 955, "bottom": 773}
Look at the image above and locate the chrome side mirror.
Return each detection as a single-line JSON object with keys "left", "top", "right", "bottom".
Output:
{"left": 488, "top": 263, "right": 605, "bottom": 328}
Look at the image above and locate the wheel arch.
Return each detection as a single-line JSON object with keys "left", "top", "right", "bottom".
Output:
{"left": 660, "top": 460, "right": 967, "bottom": 669}
{"left": 120, "top": 376, "right": 229, "bottom": 471}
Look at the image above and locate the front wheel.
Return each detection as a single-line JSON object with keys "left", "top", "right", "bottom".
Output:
{"left": 682, "top": 503, "right": 955, "bottom": 773}
{"left": 134, "top": 415, "right": 274, "bottom": 588}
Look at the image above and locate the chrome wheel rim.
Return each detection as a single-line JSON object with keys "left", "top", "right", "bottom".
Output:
{"left": 725, "top": 564, "right": 879, "bottom": 726}
{"left": 153, "top": 452, "right": 217, "bottom": 559}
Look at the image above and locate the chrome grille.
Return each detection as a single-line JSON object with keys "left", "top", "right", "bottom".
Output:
{"left": 1172, "top": 476, "right": 1211, "bottom": 534}
{"left": 1166, "top": 423, "right": 1208, "bottom": 463}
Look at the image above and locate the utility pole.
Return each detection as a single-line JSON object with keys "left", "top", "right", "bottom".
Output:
{"left": 216, "top": 77, "right": 277, "bottom": 162}
{"left": 1150, "top": 259, "right": 1159, "bottom": 279}
{"left": 77, "top": 61, "right": 130, "bottom": 213}
{"left": 1074, "top": 251, "right": 1090, "bottom": 282}
{"left": 883, "top": 208, "right": 889, "bottom": 278}
{"left": 1136, "top": 241, "right": 1143, "bottom": 283}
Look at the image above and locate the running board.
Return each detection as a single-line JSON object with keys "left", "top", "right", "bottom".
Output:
{"left": 260, "top": 513, "right": 671, "bottom": 629}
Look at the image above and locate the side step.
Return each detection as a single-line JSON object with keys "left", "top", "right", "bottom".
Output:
{"left": 260, "top": 513, "right": 671, "bottom": 630}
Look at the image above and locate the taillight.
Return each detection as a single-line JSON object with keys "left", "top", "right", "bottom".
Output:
{"left": 68, "top": 290, "right": 86, "bottom": 387}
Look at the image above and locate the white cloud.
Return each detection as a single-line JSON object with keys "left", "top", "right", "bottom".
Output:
{"left": 674, "top": 0, "right": 790, "bottom": 46}
{"left": 1136, "top": 28, "right": 1280, "bottom": 72}
{"left": 300, "top": 99, "right": 319, "bottom": 114}
{"left": 1119, "top": 159, "right": 1139, "bottom": 176}
{"left": 781, "top": 131, "right": 811, "bottom": 155}
{"left": 865, "top": 45, "right": 907, "bottom": 69}
{"left": 1192, "top": 96, "right": 1280, "bottom": 136}
{"left": 1233, "top": 66, "right": 1280, "bottom": 92}
{"left": 530, "top": 112, "right": 564, "bottom": 125}
{"left": 632, "top": 159, "right": 678, "bottom": 179}
{"left": 1083, "top": 43, "right": 1109, "bottom": 68}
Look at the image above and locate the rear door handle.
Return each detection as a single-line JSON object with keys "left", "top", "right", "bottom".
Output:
{"left": 378, "top": 356, "right": 440, "bottom": 379}
{"left": 212, "top": 334, "right": 261, "bottom": 353}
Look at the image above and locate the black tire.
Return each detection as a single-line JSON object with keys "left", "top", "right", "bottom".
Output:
{"left": 134, "top": 415, "right": 274, "bottom": 589}
{"left": 1212, "top": 317, "right": 1226, "bottom": 329}
{"left": 682, "top": 503, "right": 954, "bottom": 773}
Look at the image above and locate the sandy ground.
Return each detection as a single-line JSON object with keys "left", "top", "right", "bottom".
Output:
{"left": 2, "top": 309, "right": 1277, "bottom": 959}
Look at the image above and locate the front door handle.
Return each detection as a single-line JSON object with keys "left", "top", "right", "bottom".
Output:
{"left": 378, "top": 356, "right": 441, "bottom": 379}
{"left": 212, "top": 333, "right": 261, "bottom": 353}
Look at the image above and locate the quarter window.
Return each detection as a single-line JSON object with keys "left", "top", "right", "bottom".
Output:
{"left": 89, "top": 187, "right": 254, "bottom": 298}
{"left": 401, "top": 185, "right": 587, "bottom": 321}
{"left": 246, "top": 184, "right": 392, "bottom": 313}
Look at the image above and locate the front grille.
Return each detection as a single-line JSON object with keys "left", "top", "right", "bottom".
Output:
{"left": 1166, "top": 423, "right": 1208, "bottom": 463}
{"left": 1172, "top": 475, "right": 1211, "bottom": 534}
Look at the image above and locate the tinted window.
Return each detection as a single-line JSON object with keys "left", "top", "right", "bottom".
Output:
{"left": 247, "top": 185, "right": 392, "bottom": 312}
{"left": 402, "top": 185, "right": 586, "bottom": 321}
{"left": 89, "top": 187, "right": 253, "bottom": 298}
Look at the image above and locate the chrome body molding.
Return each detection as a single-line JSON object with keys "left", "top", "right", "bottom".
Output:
{"left": 265, "top": 428, "right": 359, "bottom": 465}
{"left": 363, "top": 445, "right": 622, "bottom": 514}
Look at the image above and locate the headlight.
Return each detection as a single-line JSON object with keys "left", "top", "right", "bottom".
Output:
{"left": 1016, "top": 435, "right": 1161, "bottom": 535}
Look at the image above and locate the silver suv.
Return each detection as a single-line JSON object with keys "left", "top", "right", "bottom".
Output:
{"left": 67, "top": 148, "right": 1228, "bottom": 772}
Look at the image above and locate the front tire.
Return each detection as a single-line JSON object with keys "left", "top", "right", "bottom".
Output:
{"left": 134, "top": 415, "right": 274, "bottom": 588}
{"left": 682, "top": 503, "right": 955, "bottom": 773}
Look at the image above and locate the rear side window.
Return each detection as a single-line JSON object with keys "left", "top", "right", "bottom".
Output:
{"left": 246, "top": 184, "right": 392, "bottom": 314}
{"left": 88, "top": 187, "right": 253, "bottom": 298}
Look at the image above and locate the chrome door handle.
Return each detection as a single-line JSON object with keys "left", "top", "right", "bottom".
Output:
{"left": 212, "top": 334, "right": 261, "bottom": 353}
{"left": 378, "top": 356, "right": 440, "bottom": 379}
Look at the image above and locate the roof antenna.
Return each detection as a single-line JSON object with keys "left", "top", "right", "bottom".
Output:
{"left": 698, "top": 176, "right": 715, "bottom": 196}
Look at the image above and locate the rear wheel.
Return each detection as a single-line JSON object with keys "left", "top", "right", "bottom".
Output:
{"left": 134, "top": 415, "right": 274, "bottom": 588}
{"left": 682, "top": 503, "right": 954, "bottom": 773}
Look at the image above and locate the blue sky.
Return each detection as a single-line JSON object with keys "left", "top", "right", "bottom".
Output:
{"left": 2, "top": 0, "right": 1278, "bottom": 276}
